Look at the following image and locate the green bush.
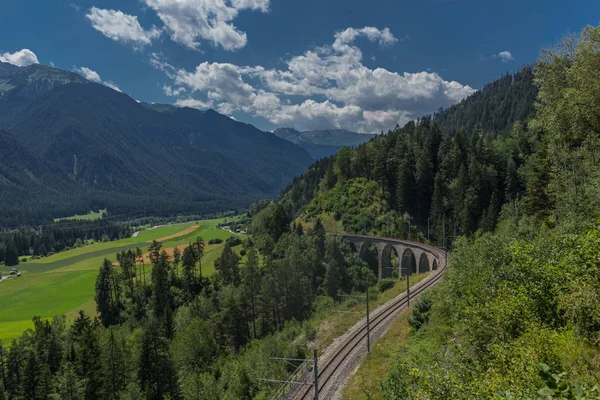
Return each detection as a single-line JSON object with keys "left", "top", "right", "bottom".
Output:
{"left": 226, "top": 236, "right": 242, "bottom": 247}
{"left": 377, "top": 278, "right": 396, "bottom": 293}
{"left": 408, "top": 292, "right": 432, "bottom": 331}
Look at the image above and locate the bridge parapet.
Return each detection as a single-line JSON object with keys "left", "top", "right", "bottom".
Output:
{"left": 336, "top": 234, "right": 444, "bottom": 279}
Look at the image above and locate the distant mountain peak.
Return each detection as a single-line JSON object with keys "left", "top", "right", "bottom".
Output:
{"left": 273, "top": 127, "right": 377, "bottom": 159}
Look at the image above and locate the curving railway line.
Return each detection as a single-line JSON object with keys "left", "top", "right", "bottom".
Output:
{"left": 294, "top": 237, "right": 447, "bottom": 400}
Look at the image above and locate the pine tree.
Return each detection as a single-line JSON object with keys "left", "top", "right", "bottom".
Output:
{"left": 22, "top": 350, "right": 40, "bottom": 400}
{"left": 243, "top": 247, "right": 261, "bottom": 339}
{"left": 192, "top": 237, "right": 205, "bottom": 279}
{"left": 215, "top": 244, "right": 240, "bottom": 287}
{"left": 78, "top": 323, "right": 104, "bottom": 400}
{"left": 323, "top": 238, "right": 345, "bottom": 302}
{"left": 151, "top": 251, "right": 172, "bottom": 321}
{"left": 181, "top": 245, "right": 197, "bottom": 299}
{"left": 312, "top": 218, "right": 326, "bottom": 260}
{"left": 95, "top": 259, "right": 121, "bottom": 327}
{"left": 52, "top": 363, "right": 86, "bottom": 400}
{"left": 480, "top": 191, "right": 500, "bottom": 232}
{"left": 102, "top": 328, "right": 127, "bottom": 400}
{"left": 172, "top": 246, "right": 181, "bottom": 278}
{"left": 139, "top": 319, "right": 181, "bottom": 400}
{"left": 415, "top": 148, "right": 434, "bottom": 220}
{"left": 4, "top": 243, "right": 18, "bottom": 267}
{"left": 396, "top": 150, "right": 416, "bottom": 215}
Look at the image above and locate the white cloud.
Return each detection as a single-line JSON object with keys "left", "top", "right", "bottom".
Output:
{"left": 156, "top": 26, "right": 475, "bottom": 132}
{"left": 496, "top": 51, "right": 514, "bottom": 62}
{"left": 142, "top": 0, "right": 270, "bottom": 51}
{"left": 73, "top": 66, "right": 122, "bottom": 92}
{"left": 86, "top": 7, "right": 161, "bottom": 48}
{"left": 175, "top": 98, "right": 213, "bottom": 109}
{"left": 163, "top": 85, "right": 187, "bottom": 96}
{"left": 333, "top": 27, "right": 397, "bottom": 51}
{"left": 0, "top": 49, "right": 39, "bottom": 67}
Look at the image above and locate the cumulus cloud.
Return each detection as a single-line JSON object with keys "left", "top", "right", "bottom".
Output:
{"left": 157, "top": 26, "right": 475, "bottom": 132}
{"left": 86, "top": 7, "right": 161, "bottom": 48}
{"left": 496, "top": 50, "right": 514, "bottom": 62}
{"left": 73, "top": 66, "right": 122, "bottom": 92}
{"left": 163, "top": 84, "right": 187, "bottom": 96}
{"left": 142, "top": 0, "right": 270, "bottom": 51}
{"left": 0, "top": 49, "right": 39, "bottom": 67}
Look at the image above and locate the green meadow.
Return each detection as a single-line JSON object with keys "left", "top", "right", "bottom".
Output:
{"left": 54, "top": 209, "right": 108, "bottom": 222}
{"left": 0, "top": 218, "right": 245, "bottom": 343}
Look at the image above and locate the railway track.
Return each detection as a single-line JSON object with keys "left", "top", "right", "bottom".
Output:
{"left": 295, "top": 240, "right": 447, "bottom": 400}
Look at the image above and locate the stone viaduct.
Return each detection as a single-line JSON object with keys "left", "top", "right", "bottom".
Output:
{"left": 338, "top": 234, "right": 442, "bottom": 279}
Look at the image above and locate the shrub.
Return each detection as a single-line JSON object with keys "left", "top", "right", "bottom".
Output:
{"left": 226, "top": 236, "right": 242, "bottom": 247}
{"left": 408, "top": 292, "right": 432, "bottom": 331}
{"left": 377, "top": 278, "right": 396, "bottom": 293}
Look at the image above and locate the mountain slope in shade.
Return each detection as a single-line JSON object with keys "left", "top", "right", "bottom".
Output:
{"left": 0, "top": 61, "right": 313, "bottom": 224}
{"left": 273, "top": 128, "right": 377, "bottom": 159}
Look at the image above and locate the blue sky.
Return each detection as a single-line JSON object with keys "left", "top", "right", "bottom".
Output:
{"left": 0, "top": 0, "right": 598, "bottom": 133}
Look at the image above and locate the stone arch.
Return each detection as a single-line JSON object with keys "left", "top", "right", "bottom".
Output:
{"left": 357, "top": 241, "right": 379, "bottom": 277}
{"left": 418, "top": 253, "right": 430, "bottom": 273}
{"left": 400, "top": 248, "right": 417, "bottom": 276}
{"left": 381, "top": 244, "right": 400, "bottom": 279}
{"left": 432, "top": 259, "right": 438, "bottom": 271}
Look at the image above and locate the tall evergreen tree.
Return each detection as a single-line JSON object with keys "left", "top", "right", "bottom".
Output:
{"left": 215, "top": 244, "right": 241, "bottom": 287}
{"left": 95, "top": 259, "right": 122, "bottom": 327}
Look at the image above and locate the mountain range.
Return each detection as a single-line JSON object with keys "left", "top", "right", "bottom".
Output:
{"left": 273, "top": 128, "right": 376, "bottom": 159}
{"left": 0, "top": 61, "right": 315, "bottom": 225}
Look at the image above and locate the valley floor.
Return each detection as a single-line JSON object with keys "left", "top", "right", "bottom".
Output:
{"left": 0, "top": 218, "right": 246, "bottom": 343}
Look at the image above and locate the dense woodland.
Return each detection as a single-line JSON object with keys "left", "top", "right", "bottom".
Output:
{"left": 380, "top": 27, "right": 600, "bottom": 398}
{"left": 280, "top": 65, "right": 538, "bottom": 244}
{"left": 2, "top": 23, "right": 600, "bottom": 400}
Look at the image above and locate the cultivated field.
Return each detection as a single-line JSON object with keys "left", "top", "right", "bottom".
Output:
{"left": 0, "top": 218, "right": 245, "bottom": 343}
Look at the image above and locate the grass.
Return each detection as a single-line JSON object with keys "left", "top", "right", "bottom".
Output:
{"left": 54, "top": 209, "right": 107, "bottom": 222}
{"left": 0, "top": 218, "right": 244, "bottom": 343}
{"left": 342, "top": 309, "right": 412, "bottom": 399}
{"left": 312, "top": 272, "right": 429, "bottom": 353}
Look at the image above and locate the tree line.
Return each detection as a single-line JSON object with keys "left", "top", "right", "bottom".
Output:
{"left": 0, "top": 220, "right": 132, "bottom": 267}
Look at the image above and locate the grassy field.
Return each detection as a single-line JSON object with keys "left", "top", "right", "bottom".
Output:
{"left": 0, "top": 218, "right": 245, "bottom": 343}
{"left": 54, "top": 209, "right": 107, "bottom": 222}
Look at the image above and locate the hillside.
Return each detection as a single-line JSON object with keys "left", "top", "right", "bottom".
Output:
{"left": 279, "top": 65, "right": 538, "bottom": 224}
{"left": 273, "top": 127, "right": 376, "bottom": 159}
{"left": 277, "top": 28, "right": 600, "bottom": 398}
{"left": 0, "top": 62, "right": 313, "bottom": 225}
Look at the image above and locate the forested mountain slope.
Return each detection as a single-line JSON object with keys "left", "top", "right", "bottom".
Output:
{"left": 382, "top": 26, "right": 600, "bottom": 399}
{"left": 0, "top": 62, "right": 313, "bottom": 225}
{"left": 279, "top": 65, "right": 538, "bottom": 240}
{"left": 433, "top": 66, "right": 537, "bottom": 136}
